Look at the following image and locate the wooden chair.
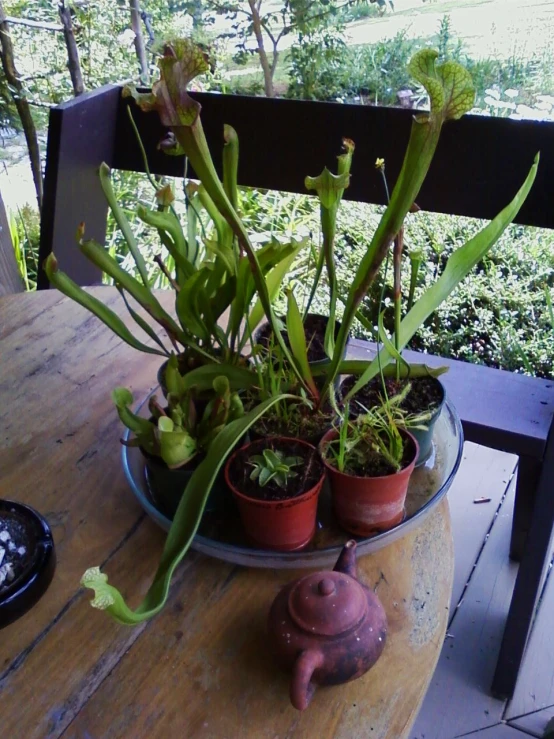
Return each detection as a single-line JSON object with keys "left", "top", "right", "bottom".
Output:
{"left": 36, "top": 85, "right": 554, "bottom": 698}
{"left": 0, "top": 189, "right": 23, "bottom": 296}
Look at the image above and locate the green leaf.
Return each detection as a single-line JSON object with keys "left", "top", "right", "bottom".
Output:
{"left": 99, "top": 163, "right": 150, "bottom": 287}
{"left": 81, "top": 393, "right": 297, "bottom": 624}
{"left": 158, "top": 426, "right": 197, "bottom": 468}
{"left": 346, "top": 153, "right": 539, "bottom": 398}
{"left": 115, "top": 285, "right": 170, "bottom": 356}
{"left": 286, "top": 290, "right": 318, "bottom": 398}
{"left": 179, "top": 363, "right": 258, "bottom": 393}
{"left": 123, "top": 40, "right": 211, "bottom": 127}
{"left": 377, "top": 310, "right": 410, "bottom": 377}
{"left": 79, "top": 237, "right": 187, "bottom": 345}
{"left": 310, "top": 359, "right": 448, "bottom": 379}
{"left": 44, "top": 254, "right": 166, "bottom": 357}
{"left": 247, "top": 239, "right": 307, "bottom": 334}
{"left": 157, "top": 416, "right": 174, "bottom": 433}
{"left": 175, "top": 270, "right": 211, "bottom": 342}
{"left": 137, "top": 206, "right": 194, "bottom": 282}
{"left": 304, "top": 168, "right": 350, "bottom": 209}
{"left": 321, "top": 50, "right": 476, "bottom": 399}
{"left": 223, "top": 124, "right": 239, "bottom": 211}
{"left": 112, "top": 387, "right": 157, "bottom": 453}
{"left": 409, "top": 49, "right": 475, "bottom": 122}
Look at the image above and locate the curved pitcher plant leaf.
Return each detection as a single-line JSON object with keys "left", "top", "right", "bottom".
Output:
{"left": 78, "top": 233, "right": 188, "bottom": 347}
{"left": 346, "top": 153, "right": 540, "bottom": 399}
{"left": 310, "top": 359, "right": 448, "bottom": 379}
{"left": 124, "top": 40, "right": 303, "bottom": 388}
{"left": 44, "top": 254, "right": 167, "bottom": 357}
{"left": 81, "top": 393, "right": 297, "bottom": 625}
{"left": 321, "top": 49, "right": 476, "bottom": 399}
{"left": 112, "top": 387, "right": 158, "bottom": 455}
{"left": 115, "top": 285, "right": 170, "bottom": 356}
{"left": 98, "top": 163, "right": 150, "bottom": 287}
{"left": 304, "top": 138, "right": 354, "bottom": 351}
{"left": 286, "top": 290, "right": 319, "bottom": 400}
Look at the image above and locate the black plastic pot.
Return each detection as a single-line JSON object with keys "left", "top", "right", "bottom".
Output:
{"left": 143, "top": 451, "right": 230, "bottom": 519}
{"left": 0, "top": 500, "right": 56, "bottom": 629}
{"left": 254, "top": 313, "right": 345, "bottom": 367}
{"left": 410, "top": 379, "right": 446, "bottom": 466}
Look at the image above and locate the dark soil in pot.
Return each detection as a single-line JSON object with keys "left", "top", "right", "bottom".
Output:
{"left": 249, "top": 404, "right": 336, "bottom": 448}
{"left": 340, "top": 375, "right": 444, "bottom": 418}
{"left": 255, "top": 314, "right": 341, "bottom": 363}
{"left": 333, "top": 433, "right": 417, "bottom": 478}
{"left": 227, "top": 438, "right": 324, "bottom": 502}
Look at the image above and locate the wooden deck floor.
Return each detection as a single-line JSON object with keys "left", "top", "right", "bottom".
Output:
{"left": 412, "top": 442, "right": 554, "bottom": 739}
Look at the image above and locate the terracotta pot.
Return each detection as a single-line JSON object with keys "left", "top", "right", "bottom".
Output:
{"left": 224, "top": 437, "right": 324, "bottom": 551}
{"left": 319, "top": 429, "right": 418, "bottom": 537}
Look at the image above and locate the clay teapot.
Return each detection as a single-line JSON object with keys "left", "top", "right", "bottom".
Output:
{"left": 268, "top": 540, "right": 387, "bottom": 710}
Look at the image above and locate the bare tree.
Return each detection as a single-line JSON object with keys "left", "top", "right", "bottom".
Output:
{"left": 58, "top": 1, "right": 85, "bottom": 96}
{"left": 0, "top": 1, "right": 43, "bottom": 211}
{"left": 129, "top": 0, "right": 149, "bottom": 85}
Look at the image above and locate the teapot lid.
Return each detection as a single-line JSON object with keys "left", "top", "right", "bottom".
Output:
{"left": 287, "top": 571, "right": 367, "bottom": 637}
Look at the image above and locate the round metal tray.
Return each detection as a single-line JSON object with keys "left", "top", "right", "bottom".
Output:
{"left": 122, "top": 390, "right": 464, "bottom": 569}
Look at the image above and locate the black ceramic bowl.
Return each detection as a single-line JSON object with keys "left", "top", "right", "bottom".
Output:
{"left": 0, "top": 500, "right": 56, "bottom": 629}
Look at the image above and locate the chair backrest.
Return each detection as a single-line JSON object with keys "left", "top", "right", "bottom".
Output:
{"left": 38, "top": 84, "right": 554, "bottom": 288}
{"left": 0, "top": 190, "right": 24, "bottom": 296}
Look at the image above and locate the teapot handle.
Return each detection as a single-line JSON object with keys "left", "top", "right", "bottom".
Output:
{"left": 290, "top": 649, "right": 324, "bottom": 711}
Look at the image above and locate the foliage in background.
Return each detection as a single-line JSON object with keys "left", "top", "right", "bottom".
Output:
{"left": 4, "top": 3, "right": 554, "bottom": 379}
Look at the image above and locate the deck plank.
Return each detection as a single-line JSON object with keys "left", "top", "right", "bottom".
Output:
{"left": 509, "top": 706, "right": 554, "bottom": 738}
{"left": 458, "top": 724, "right": 531, "bottom": 737}
{"left": 411, "top": 473, "right": 518, "bottom": 739}
{"left": 447, "top": 443, "right": 517, "bottom": 615}
{"left": 507, "top": 559, "right": 554, "bottom": 719}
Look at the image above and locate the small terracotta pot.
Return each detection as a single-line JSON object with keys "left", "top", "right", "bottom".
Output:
{"left": 319, "top": 429, "right": 418, "bottom": 537}
{"left": 224, "top": 437, "right": 324, "bottom": 551}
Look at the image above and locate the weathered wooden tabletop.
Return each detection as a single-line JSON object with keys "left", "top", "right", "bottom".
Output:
{"left": 0, "top": 288, "right": 454, "bottom": 739}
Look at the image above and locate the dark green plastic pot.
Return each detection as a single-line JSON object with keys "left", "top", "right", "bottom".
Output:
{"left": 143, "top": 452, "right": 229, "bottom": 519}
{"left": 411, "top": 379, "right": 446, "bottom": 466}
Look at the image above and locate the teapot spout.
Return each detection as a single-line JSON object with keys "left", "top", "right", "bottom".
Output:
{"left": 333, "top": 539, "right": 358, "bottom": 578}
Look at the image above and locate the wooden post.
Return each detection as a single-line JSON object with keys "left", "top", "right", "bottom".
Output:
{"left": 38, "top": 85, "right": 121, "bottom": 288}
{"left": 0, "top": 1, "right": 43, "bottom": 212}
{"left": 58, "top": 1, "right": 85, "bottom": 97}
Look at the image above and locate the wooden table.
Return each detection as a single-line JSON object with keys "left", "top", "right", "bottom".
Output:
{"left": 0, "top": 288, "right": 454, "bottom": 739}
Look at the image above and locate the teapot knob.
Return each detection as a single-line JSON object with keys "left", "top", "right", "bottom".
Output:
{"left": 318, "top": 578, "right": 336, "bottom": 596}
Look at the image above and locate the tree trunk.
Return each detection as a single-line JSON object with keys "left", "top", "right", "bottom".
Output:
{"left": 58, "top": 1, "right": 85, "bottom": 96}
{"left": 0, "top": 2, "right": 43, "bottom": 212}
{"left": 129, "top": 0, "right": 149, "bottom": 85}
{"left": 247, "top": 0, "right": 274, "bottom": 98}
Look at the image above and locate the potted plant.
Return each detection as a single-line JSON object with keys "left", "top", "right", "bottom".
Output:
{"left": 79, "top": 40, "right": 538, "bottom": 626}
{"left": 224, "top": 437, "right": 325, "bottom": 551}
{"left": 113, "top": 357, "right": 245, "bottom": 517}
{"left": 319, "top": 389, "right": 430, "bottom": 536}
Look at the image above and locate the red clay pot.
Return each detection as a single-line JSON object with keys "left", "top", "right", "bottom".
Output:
{"left": 224, "top": 437, "right": 324, "bottom": 552}
{"left": 319, "top": 429, "right": 419, "bottom": 537}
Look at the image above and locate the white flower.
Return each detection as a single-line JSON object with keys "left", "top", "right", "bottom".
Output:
{"left": 504, "top": 89, "right": 519, "bottom": 98}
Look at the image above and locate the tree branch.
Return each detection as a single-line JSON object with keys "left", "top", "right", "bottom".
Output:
{"left": 58, "top": 1, "right": 85, "bottom": 96}
{"left": 0, "top": 3, "right": 43, "bottom": 211}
